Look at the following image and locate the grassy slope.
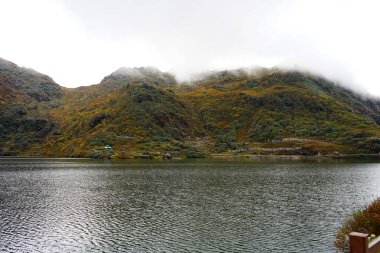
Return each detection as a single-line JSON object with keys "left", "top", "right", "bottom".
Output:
{"left": 177, "top": 70, "right": 380, "bottom": 155}
{"left": 0, "top": 58, "right": 62, "bottom": 155}
{"left": 39, "top": 69, "right": 200, "bottom": 157}
{"left": 1, "top": 59, "right": 379, "bottom": 158}
{"left": 37, "top": 68, "right": 380, "bottom": 158}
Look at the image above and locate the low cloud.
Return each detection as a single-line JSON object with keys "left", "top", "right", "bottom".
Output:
{"left": 1, "top": 0, "right": 380, "bottom": 97}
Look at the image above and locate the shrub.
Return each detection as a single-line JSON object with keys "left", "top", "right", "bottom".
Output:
{"left": 248, "top": 118, "right": 283, "bottom": 142}
{"left": 88, "top": 113, "right": 108, "bottom": 128}
{"left": 185, "top": 149, "right": 206, "bottom": 158}
{"left": 88, "top": 151, "right": 106, "bottom": 159}
{"left": 334, "top": 198, "right": 380, "bottom": 252}
{"left": 215, "top": 132, "right": 236, "bottom": 151}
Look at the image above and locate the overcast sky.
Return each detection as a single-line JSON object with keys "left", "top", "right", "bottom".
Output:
{"left": 1, "top": 0, "right": 380, "bottom": 96}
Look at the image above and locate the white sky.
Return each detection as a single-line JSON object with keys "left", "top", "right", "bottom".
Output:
{"left": 0, "top": 0, "right": 380, "bottom": 96}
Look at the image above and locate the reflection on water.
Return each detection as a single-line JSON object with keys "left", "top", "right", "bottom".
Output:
{"left": 0, "top": 158, "right": 380, "bottom": 252}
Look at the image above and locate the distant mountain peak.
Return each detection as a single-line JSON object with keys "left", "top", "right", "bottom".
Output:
{"left": 101, "top": 66, "right": 177, "bottom": 87}
{"left": 0, "top": 57, "right": 18, "bottom": 70}
{"left": 111, "top": 66, "right": 162, "bottom": 77}
{"left": 0, "top": 57, "right": 54, "bottom": 80}
{"left": 0, "top": 56, "right": 61, "bottom": 104}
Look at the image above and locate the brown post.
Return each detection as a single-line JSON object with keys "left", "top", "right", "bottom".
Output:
{"left": 349, "top": 232, "right": 369, "bottom": 253}
{"left": 369, "top": 236, "right": 380, "bottom": 253}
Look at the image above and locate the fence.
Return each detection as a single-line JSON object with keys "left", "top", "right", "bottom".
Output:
{"left": 349, "top": 232, "right": 380, "bottom": 253}
{"left": 271, "top": 138, "right": 329, "bottom": 144}
{"left": 231, "top": 147, "right": 303, "bottom": 153}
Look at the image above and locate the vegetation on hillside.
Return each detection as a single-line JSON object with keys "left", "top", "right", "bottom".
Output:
{"left": 334, "top": 198, "right": 380, "bottom": 252}
{"left": 177, "top": 69, "right": 380, "bottom": 154}
{"left": 1, "top": 58, "right": 380, "bottom": 158}
{"left": 0, "top": 58, "right": 62, "bottom": 155}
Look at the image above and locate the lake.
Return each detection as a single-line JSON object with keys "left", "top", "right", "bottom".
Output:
{"left": 0, "top": 158, "right": 379, "bottom": 252}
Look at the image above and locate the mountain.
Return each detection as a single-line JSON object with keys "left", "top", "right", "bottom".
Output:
{"left": 1, "top": 58, "right": 380, "bottom": 158}
{"left": 39, "top": 67, "right": 199, "bottom": 158}
{"left": 177, "top": 69, "right": 380, "bottom": 154}
{"left": 101, "top": 67, "right": 177, "bottom": 87}
{"left": 0, "top": 58, "right": 62, "bottom": 155}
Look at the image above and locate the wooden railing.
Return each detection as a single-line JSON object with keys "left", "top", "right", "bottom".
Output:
{"left": 349, "top": 232, "right": 380, "bottom": 253}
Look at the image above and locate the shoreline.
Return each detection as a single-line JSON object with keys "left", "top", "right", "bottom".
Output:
{"left": 0, "top": 156, "right": 91, "bottom": 160}
{"left": 211, "top": 153, "right": 380, "bottom": 160}
{"left": 1, "top": 154, "right": 380, "bottom": 161}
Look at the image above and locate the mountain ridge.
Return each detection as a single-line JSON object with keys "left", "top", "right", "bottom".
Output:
{"left": 0, "top": 58, "right": 62, "bottom": 155}
{"left": 1, "top": 57, "right": 379, "bottom": 158}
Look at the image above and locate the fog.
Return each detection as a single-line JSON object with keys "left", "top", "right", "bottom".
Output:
{"left": 1, "top": 0, "right": 380, "bottom": 96}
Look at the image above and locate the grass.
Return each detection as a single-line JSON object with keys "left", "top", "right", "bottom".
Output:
{"left": 334, "top": 198, "right": 380, "bottom": 252}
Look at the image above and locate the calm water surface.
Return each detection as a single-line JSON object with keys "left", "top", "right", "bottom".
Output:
{"left": 0, "top": 158, "right": 380, "bottom": 252}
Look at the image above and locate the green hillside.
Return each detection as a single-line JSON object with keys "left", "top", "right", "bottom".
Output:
{"left": 1, "top": 58, "right": 380, "bottom": 158}
{"left": 0, "top": 58, "right": 62, "bottom": 155}
{"left": 177, "top": 69, "right": 380, "bottom": 155}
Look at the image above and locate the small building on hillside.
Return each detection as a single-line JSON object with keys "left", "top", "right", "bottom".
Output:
{"left": 104, "top": 145, "right": 112, "bottom": 158}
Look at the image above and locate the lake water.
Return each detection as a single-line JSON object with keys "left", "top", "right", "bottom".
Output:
{"left": 0, "top": 158, "right": 380, "bottom": 252}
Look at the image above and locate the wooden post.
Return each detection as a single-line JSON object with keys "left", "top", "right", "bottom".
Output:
{"left": 369, "top": 236, "right": 380, "bottom": 253}
{"left": 349, "top": 232, "right": 369, "bottom": 253}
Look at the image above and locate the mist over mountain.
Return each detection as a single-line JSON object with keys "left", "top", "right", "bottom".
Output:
{"left": 101, "top": 67, "right": 177, "bottom": 87}
{"left": 1, "top": 57, "right": 380, "bottom": 158}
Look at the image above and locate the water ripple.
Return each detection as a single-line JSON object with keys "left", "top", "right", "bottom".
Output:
{"left": 0, "top": 159, "right": 380, "bottom": 252}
